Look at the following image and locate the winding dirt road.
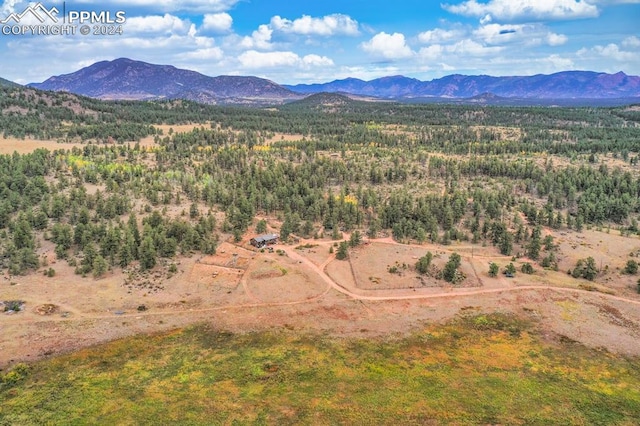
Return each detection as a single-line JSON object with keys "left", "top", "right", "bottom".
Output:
{"left": 6, "top": 238, "right": 640, "bottom": 326}
{"left": 285, "top": 244, "right": 640, "bottom": 305}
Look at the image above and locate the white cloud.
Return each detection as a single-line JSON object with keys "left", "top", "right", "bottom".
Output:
{"left": 418, "top": 44, "right": 445, "bottom": 61}
{"left": 73, "top": 0, "right": 239, "bottom": 12}
{"left": 473, "top": 23, "right": 521, "bottom": 44}
{"left": 473, "top": 23, "right": 567, "bottom": 46}
{"left": 622, "top": 36, "right": 640, "bottom": 47}
{"left": 202, "top": 13, "right": 232, "bottom": 33}
{"left": 125, "top": 14, "right": 191, "bottom": 34}
{"left": 329, "top": 65, "right": 403, "bottom": 81}
{"left": 579, "top": 43, "right": 637, "bottom": 61}
{"left": 361, "top": 32, "right": 414, "bottom": 60}
{"left": 480, "top": 14, "right": 493, "bottom": 25}
{"left": 270, "top": 14, "right": 359, "bottom": 36}
{"left": 0, "top": 0, "right": 20, "bottom": 17}
{"left": 443, "top": 0, "right": 600, "bottom": 21}
{"left": 418, "top": 28, "right": 464, "bottom": 44}
{"left": 419, "top": 39, "right": 503, "bottom": 61}
{"left": 237, "top": 50, "right": 333, "bottom": 69}
{"left": 301, "top": 54, "right": 335, "bottom": 68}
{"left": 240, "top": 24, "right": 274, "bottom": 50}
{"left": 543, "top": 54, "right": 574, "bottom": 71}
{"left": 417, "top": 49, "right": 577, "bottom": 77}
{"left": 546, "top": 33, "right": 568, "bottom": 46}
{"left": 448, "top": 39, "right": 504, "bottom": 56}
{"left": 176, "top": 47, "right": 224, "bottom": 61}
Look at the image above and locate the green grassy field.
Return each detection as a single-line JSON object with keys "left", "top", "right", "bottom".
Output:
{"left": 1, "top": 313, "right": 639, "bottom": 425}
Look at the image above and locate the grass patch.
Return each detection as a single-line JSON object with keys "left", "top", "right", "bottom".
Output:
{"left": 1, "top": 314, "right": 640, "bottom": 424}
{"left": 295, "top": 244, "right": 319, "bottom": 250}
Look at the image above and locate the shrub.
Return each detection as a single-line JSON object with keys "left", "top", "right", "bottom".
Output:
{"left": 488, "top": 262, "right": 499, "bottom": 277}
{"left": 572, "top": 257, "right": 598, "bottom": 281}
{"left": 504, "top": 263, "right": 516, "bottom": 276}
{"left": 443, "top": 253, "right": 462, "bottom": 283}
{"left": 1, "top": 363, "right": 30, "bottom": 387}
{"left": 415, "top": 252, "right": 433, "bottom": 275}
{"left": 624, "top": 259, "right": 638, "bottom": 275}
{"left": 521, "top": 263, "right": 534, "bottom": 274}
{"left": 3, "top": 300, "right": 24, "bottom": 312}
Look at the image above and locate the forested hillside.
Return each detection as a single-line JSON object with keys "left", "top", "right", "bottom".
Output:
{"left": 1, "top": 85, "right": 639, "bottom": 278}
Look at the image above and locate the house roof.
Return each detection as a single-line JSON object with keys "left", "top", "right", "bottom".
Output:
{"left": 252, "top": 233, "right": 279, "bottom": 243}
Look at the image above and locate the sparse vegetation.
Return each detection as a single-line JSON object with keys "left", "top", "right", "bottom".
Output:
{"left": 521, "top": 262, "right": 535, "bottom": 274}
{"left": 415, "top": 252, "right": 433, "bottom": 275}
{"left": 624, "top": 259, "right": 638, "bottom": 275}
{"left": 488, "top": 262, "right": 499, "bottom": 277}
{"left": 572, "top": 257, "right": 598, "bottom": 281}
{"left": 256, "top": 220, "right": 267, "bottom": 234}
{"left": 336, "top": 241, "right": 349, "bottom": 260}
{"left": 295, "top": 243, "right": 318, "bottom": 250}
{"left": 442, "top": 252, "right": 464, "bottom": 284}
{"left": 504, "top": 263, "right": 517, "bottom": 277}
{"left": 2, "top": 300, "right": 24, "bottom": 312}
{"left": 2, "top": 319, "right": 640, "bottom": 424}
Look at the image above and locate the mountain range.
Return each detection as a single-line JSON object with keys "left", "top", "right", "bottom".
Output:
{"left": 21, "top": 58, "right": 640, "bottom": 105}
{"left": 285, "top": 72, "right": 640, "bottom": 99}
{"left": 28, "top": 58, "right": 299, "bottom": 105}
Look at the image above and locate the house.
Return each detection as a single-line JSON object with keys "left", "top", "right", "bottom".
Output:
{"left": 250, "top": 233, "right": 279, "bottom": 248}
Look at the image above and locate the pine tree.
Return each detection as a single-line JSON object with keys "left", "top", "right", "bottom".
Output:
{"left": 92, "top": 255, "right": 108, "bottom": 278}
{"left": 527, "top": 226, "right": 542, "bottom": 260}
{"left": 139, "top": 236, "right": 157, "bottom": 270}
{"left": 488, "top": 262, "right": 499, "bottom": 277}
{"left": 119, "top": 232, "right": 135, "bottom": 268}
{"left": 499, "top": 231, "right": 513, "bottom": 256}
{"left": 128, "top": 212, "right": 141, "bottom": 246}
{"left": 443, "top": 252, "right": 461, "bottom": 283}
{"left": 416, "top": 252, "right": 433, "bottom": 275}
{"left": 336, "top": 241, "right": 349, "bottom": 260}
{"left": 256, "top": 219, "right": 267, "bottom": 234}
{"left": 349, "top": 230, "right": 362, "bottom": 247}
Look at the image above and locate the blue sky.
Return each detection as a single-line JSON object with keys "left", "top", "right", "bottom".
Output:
{"left": 1, "top": 0, "right": 639, "bottom": 84}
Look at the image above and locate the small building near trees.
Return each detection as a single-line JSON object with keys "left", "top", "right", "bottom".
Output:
{"left": 250, "top": 233, "right": 279, "bottom": 248}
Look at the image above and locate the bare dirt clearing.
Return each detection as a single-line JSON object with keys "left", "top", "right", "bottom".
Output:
{"left": 0, "top": 136, "right": 83, "bottom": 154}
{"left": 263, "top": 133, "right": 305, "bottom": 144}
{"left": 2, "top": 233, "right": 640, "bottom": 368}
{"left": 350, "top": 243, "right": 482, "bottom": 290}
{"left": 553, "top": 228, "right": 640, "bottom": 296}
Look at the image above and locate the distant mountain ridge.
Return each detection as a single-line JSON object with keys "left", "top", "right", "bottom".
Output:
{"left": 26, "top": 58, "right": 640, "bottom": 104}
{"left": 0, "top": 77, "right": 20, "bottom": 88}
{"left": 29, "top": 58, "right": 301, "bottom": 105}
{"left": 285, "top": 71, "right": 640, "bottom": 99}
